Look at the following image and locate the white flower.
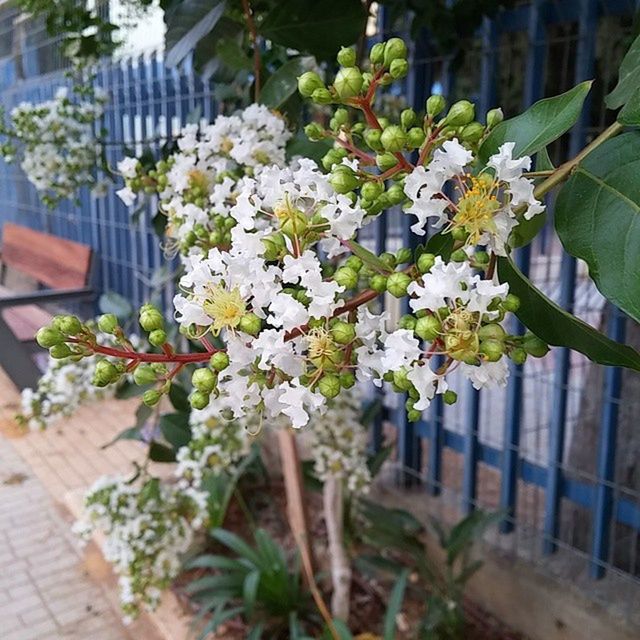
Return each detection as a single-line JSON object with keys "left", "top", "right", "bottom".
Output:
{"left": 460, "top": 358, "right": 509, "bottom": 390}
{"left": 116, "top": 186, "right": 137, "bottom": 207}
{"left": 117, "top": 156, "right": 139, "bottom": 179}
{"left": 407, "top": 363, "right": 445, "bottom": 411}
{"left": 408, "top": 257, "right": 474, "bottom": 313}
{"left": 276, "top": 381, "right": 324, "bottom": 428}
{"left": 381, "top": 330, "right": 422, "bottom": 372}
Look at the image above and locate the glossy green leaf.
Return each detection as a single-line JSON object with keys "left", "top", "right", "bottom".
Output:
{"left": 260, "top": 56, "right": 315, "bottom": 109}
{"left": 168, "top": 382, "right": 190, "bottom": 412}
{"left": 383, "top": 569, "right": 409, "bottom": 640}
{"left": 509, "top": 211, "right": 547, "bottom": 248}
{"left": 555, "top": 132, "right": 640, "bottom": 323}
{"left": 149, "top": 441, "right": 177, "bottom": 462}
{"left": 346, "top": 240, "right": 394, "bottom": 274}
{"left": 497, "top": 255, "right": 640, "bottom": 371}
{"left": 286, "top": 133, "right": 333, "bottom": 164}
{"left": 479, "top": 81, "right": 592, "bottom": 163}
{"left": 260, "top": 0, "right": 367, "bottom": 61}
{"left": 618, "top": 87, "right": 640, "bottom": 125}
{"left": 159, "top": 412, "right": 192, "bottom": 449}
{"left": 606, "top": 33, "right": 640, "bottom": 109}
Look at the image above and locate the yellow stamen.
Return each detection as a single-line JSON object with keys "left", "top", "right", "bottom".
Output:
{"left": 452, "top": 174, "right": 500, "bottom": 243}
{"left": 202, "top": 285, "right": 246, "bottom": 335}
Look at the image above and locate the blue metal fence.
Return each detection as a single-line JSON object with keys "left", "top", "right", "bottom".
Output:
{"left": 0, "top": 0, "right": 639, "bottom": 620}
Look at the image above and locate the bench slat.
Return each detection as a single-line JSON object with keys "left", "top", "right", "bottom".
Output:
{"left": 1, "top": 306, "right": 53, "bottom": 342}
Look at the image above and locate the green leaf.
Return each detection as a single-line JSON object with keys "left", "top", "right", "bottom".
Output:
{"left": 509, "top": 211, "right": 547, "bottom": 248}
{"left": 606, "top": 33, "right": 640, "bottom": 110}
{"left": 346, "top": 240, "right": 394, "bottom": 274}
{"left": 496, "top": 255, "right": 640, "bottom": 371}
{"left": 383, "top": 569, "right": 409, "bottom": 640}
{"left": 555, "top": 131, "right": 640, "bottom": 324}
{"left": 367, "top": 445, "right": 393, "bottom": 478}
{"left": 114, "top": 380, "right": 147, "bottom": 399}
{"left": 618, "top": 87, "right": 640, "bottom": 125}
{"left": 99, "top": 291, "right": 133, "bottom": 320}
{"left": 169, "top": 382, "right": 190, "bottom": 412}
{"left": 286, "top": 133, "right": 333, "bottom": 164}
{"left": 424, "top": 231, "right": 455, "bottom": 259}
{"left": 159, "top": 412, "right": 192, "bottom": 449}
{"left": 260, "top": 0, "right": 367, "bottom": 61}
{"left": 165, "top": 0, "right": 226, "bottom": 67}
{"left": 536, "top": 146, "right": 555, "bottom": 171}
{"left": 479, "top": 81, "right": 592, "bottom": 163}
{"left": 100, "top": 426, "right": 142, "bottom": 449}
{"left": 330, "top": 619, "right": 354, "bottom": 640}
{"left": 243, "top": 570, "right": 260, "bottom": 617}
{"left": 211, "top": 528, "right": 263, "bottom": 566}
{"left": 261, "top": 56, "right": 315, "bottom": 109}
{"left": 149, "top": 441, "right": 177, "bottom": 462}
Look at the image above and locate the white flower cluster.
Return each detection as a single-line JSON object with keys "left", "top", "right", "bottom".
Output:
{"left": 175, "top": 400, "right": 251, "bottom": 489}
{"left": 309, "top": 390, "right": 371, "bottom": 494}
{"left": 3, "top": 86, "right": 107, "bottom": 207}
{"left": 404, "top": 140, "right": 545, "bottom": 254}
{"left": 73, "top": 474, "right": 207, "bottom": 621}
{"left": 17, "top": 355, "right": 109, "bottom": 431}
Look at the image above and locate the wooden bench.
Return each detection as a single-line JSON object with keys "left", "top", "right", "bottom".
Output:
{"left": 0, "top": 223, "right": 95, "bottom": 389}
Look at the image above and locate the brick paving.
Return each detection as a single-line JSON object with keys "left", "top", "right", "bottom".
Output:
{"left": 0, "top": 367, "right": 165, "bottom": 640}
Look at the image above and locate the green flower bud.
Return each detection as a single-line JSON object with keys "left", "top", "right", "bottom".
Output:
{"left": 311, "top": 88, "right": 333, "bottom": 104}
{"left": 386, "top": 272, "right": 412, "bottom": 298}
{"left": 148, "top": 329, "right": 167, "bottom": 347}
{"left": 370, "top": 274, "right": 388, "bottom": 292}
{"left": 390, "top": 58, "right": 409, "bottom": 79}
{"left": 400, "top": 314, "right": 417, "bottom": 330}
{"left": 364, "top": 128, "right": 383, "bottom": 151}
{"left": 510, "top": 347, "right": 527, "bottom": 365}
{"left": 344, "top": 255, "right": 363, "bottom": 271}
{"left": 337, "top": 46, "right": 356, "bottom": 67}
{"left": 486, "top": 107, "right": 504, "bottom": 129}
{"left": 414, "top": 315, "right": 441, "bottom": 341}
{"left": 334, "top": 108, "right": 349, "bottom": 126}
{"left": 281, "top": 211, "right": 308, "bottom": 238}
{"left": 407, "top": 127, "right": 426, "bottom": 149}
{"left": 523, "top": 332, "right": 549, "bottom": 358}
{"left": 451, "top": 249, "right": 467, "bottom": 263}
{"left": 192, "top": 367, "right": 217, "bottom": 393}
{"left": 190, "top": 391, "right": 210, "bottom": 410}
{"left": 49, "top": 343, "right": 72, "bottom": 359}
{"left": 322, "top": 149, "right": 343, "bottom": 170}
{"left": 370, "top": 42, "right": 385, "bottom": 65}
{"left": 502, "top": 294, "right": 520, "bottom": 312}
{"left": 396, "top": 247, "right": 412, "bottom": 264}
{"left": 407, "top": 409, "right": 422, "bottom": 423}
{"left": 400, "top": 108, "right": 416, "bottom": 129}
{"left": 142, "top": 389, "right": 162, "bottom": 406}
{"left": 474, "top": 250, "right": 490, "bottom": 264}
{"left": 380, "top": 125, "right": 406, "bottom": 152}
{"left": 331, "top": 321, "right": 356, "bottom": 345}
{"left": 383, "top": 37, "right": 407, "bottom": 66}
{"left": 95, "top": 359, "right": 120, "bottom": 383}
{"left": 426, "top": 94, "right": 446, "bottom": 117}
{"left": 139, "top": 304, "right": 164, "bottom": 332}
{"left": 445, "top": 100, "right": 475, "bottom": 127}
{"left": 417, "top": 252, "right": 436, "bottom": 274}
{"left": 36, "top": 326, "right": 65, "bottom": 348}
{"left": 133, "top": 364, "right": 157, "bottom": 386}
{"left": 334, "top": 266, "right": 359, "bottom": 289}
{"left": 262, "top": 233, "right": 286, "bottom": 261}
{"left": 339, "top": 372, "right": 356, "bottom": 389}
{"left": 329, "top": 168, "right": 359, "bottom": 194}
{"left": 54, "top": 315, "right": 83, "bottom": 336}
{"left": 451, "top": 227, "right": 469, "bottom": 242}
{"left": 460, "top": 121, "right": 485, "bottom": 144}
{"left": 298, "top": 71, "right": 324, "bottom": 97}
{"left": 209, "top": 229, "right": 223, "bottom": 245}
{"left": 333, "top": 67, "right": 364, "bottom": 99}
{"left": 387, "top": 184, "right": 405, "bottom": 205}
{"left": 375, "top": 152, "right": 398, "bottom": 172}
{"left": 304, "top": 122, "right": 325, "bottom": 141}
{"left": 318, "top": 374, "right": 341, "bottom": 399}
{"left": 443, "top": 390, "right": 458, "bottom": 405}
{"left": 393, "top": 368, "right": 412, "bottom": 391}
{"left": 210, "top": 351, "right": 230, "bottom": 371}
{"left": 361, "top": 180, "right": 384, "bottom": 201}
{"left": 97, "top": 313, "right": 118, "bottom": 335}
{"left": 477, "top": 323, "right": 506, "bottom": 341}
{"left": 480, "top": 338, "right": 504, "bottom": 362}
{"left": 379, "top": 252, "right": 396, "bottom": 268}
{"left": 238, "top": 312, "right": 262, "bottom": 336}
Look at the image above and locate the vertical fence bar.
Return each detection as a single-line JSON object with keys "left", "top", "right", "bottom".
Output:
{"left": 543, "top": 0, "right": 597, "bottom": 555}
{"left": 499, "top": 0, "right": 544, "bottom": 534}
{"left": 590, "top": 306, "right": 626, "bottom": 578}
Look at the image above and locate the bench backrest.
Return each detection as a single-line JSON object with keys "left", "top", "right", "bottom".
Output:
{"left": 1, "top": 223, "right": 92, "bottom": 289}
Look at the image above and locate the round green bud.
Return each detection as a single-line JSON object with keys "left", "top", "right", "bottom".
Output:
{"left": 451, "top": 249, "right": 467, "bottom": 263}
{"left": 304, "top": 122, "right": 325, "bottom": 141}
{"left": 54, "top": 315, "right": 83, "bottom": 336}
{"left": 407, "top": 409, "right": 422, "bottom": 423}
{"left": 386, "top": 184, "right": 405, "bottom": 205}
{"left": 477, "top": 323, "right": 506, "bottom": 341}
{"left": 376, "top": 152, "right": 398, "bottom": 172}
{"left": 480, "top": 339, "right": 504, "bottom": 362}
{"left": 460, "top": 122, "right": 485, "bottom": 144}
{"left": 331, "top": 321, "right": 356, "bottom": 345}
{"left": 311, "top": 88, "right": 333, "bottom": 104}
{"left": 143, "top": 389, "right": 162, "bottom": 407}
{"left": 474, "top": 250, "right": 490, "bottom": 264}
{"left": 95, "top": 359, "right": 120, "bottom": 382}
{"left": 380, "top": 125, "right": 407, "bottom": 152}
{"left": 523, "top": 332, "right": 549, "bottom": 358}
{"left": 334, "top": 67, "right": 364, "bottom": 99}
{"left": 400, "top": 314, "right": 417, "bottom": 330}
{"left": 370, "top": 42, "right": 385, "bottom": 65}
{"left": 407, "top": 127, "right": 426, "bottom": 149}
{"left": 445, "top": 100, "right": 475, "bottom": 127}
{"left": 364, "top": 128, "right": 383, "bottom": 151}
{"left": 396, "top": 247, "right": 413, "bottom": 264}
{"left": 370, "top": 274, "right": 388, "bottom": 292}
{"left": 502, "top": 294, "right": 521, "bottom": 313}
{"left": 281, "top": 211, "right": 308, "bottom": 238}
{"left": 337, "top": 46, "right": 356, "bottom": 67}
{"left": 36, "top": 326, "right": 65, "bottom": 348}
{"left": 339, "top": 372, "right": 356, "bottom": 389}
{"left": 49, "top": 343, "right": 72, "bottom": 359}
{"left": 451, "top": 227, "right": 469, "bottom": 242}
{"left": 386, "top": 272, "right": 412, "bottom": 298}
{"left": 133, "top": 364, "right": 157, "bottom": 386}
{"left": 379, "top": 252, "right": 396, "bottom": 268}
{"left": 189, "top": 390, "right": 210, "bottom": 410}
{"left": 414, "top": 315, "right": 441, "bottom": 341}
{"left": 238, "top": 312, "right": 262, "bottom": 336}
{"left": 383, "top": 38, "right": 407, "bottom": 66}
{"left": 344, "top": 255, "right": 363, "bottom": 271}
{"left": 192, "top": 367, "right": 217, "bottom": 393}
{"left": 426, "top": 94, "right": 446, "bottom": 117}
{"left": 443, "top": 390, "right": 458, "bottom": 405}
{"left": 318, "top": 374, "right": 341, "bottom": 399}
{"left": 322, "top": 149, "right": 343, "bottom": 171}
{"left": 393, "top": 368, "right": 412, "bottom": 391}
{"left": 389, "top": 58, "right": 409, "bottom": 79}
{"left": 210, "top": 351, "right": 230, "bottom": 371}
{"left": 334, "top": 266, "right": 359, "bottom": 289}
{"left": 97, "top": 313, "right": 118, "bottom": 335}
{"left": 417, "top": 252, "right": 436, "bottom": 274}
{"left": 209, "top": 229, "right": 223, "bottom": 245}
{"left": 400, "top": 108, "right": 416, "bottom": 129}
{"left": 334, "top": 108, "right": 349, "bottom": 126}
{"left": 139, "top": 305, "right": 164, "bottom": 332}
{"left": 510, "top": 347, "right": 528, "bottom": 365}
{"left": 361, "top": 180, "right": 383, "bottom": 201}
{"left": 486, "top": 107, "right": 504, "bottom": 129}
{"left": 148, "top": 329, "right": 167, "bottom": 347}
{"left": 329, "top": 168, "right": 359, "bottom": 194}
{"left": 298, "top": 71, "right": 324, "bottom": 97}
{"left": 262, "top": 233, "right": 286, "bottom": 261}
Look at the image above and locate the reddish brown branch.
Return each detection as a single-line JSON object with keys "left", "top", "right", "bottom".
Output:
{"left": 242, "top": 0, "right": 261, "bottom": 101}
